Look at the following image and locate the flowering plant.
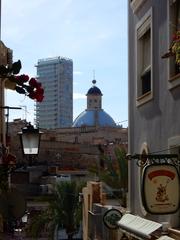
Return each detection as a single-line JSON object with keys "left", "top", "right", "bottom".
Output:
{"left": 162, "top": 31, "right": 180, "bottom": 66}
{"left": 9, "top": 74, "right": 44, "bottom": 102}
{"left": 0, "top": 60, "right": 44, "bottom": 102}
{"left": 171, "top": 31, "right": 180, "bottom": 65}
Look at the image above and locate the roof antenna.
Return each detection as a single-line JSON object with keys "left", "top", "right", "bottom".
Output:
{"left": 92, "top": 70, "right": 96, "bottom": 85}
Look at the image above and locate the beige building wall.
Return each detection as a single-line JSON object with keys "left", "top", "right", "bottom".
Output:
{"left": 82, "top": 181, "right": 103, "bottom": 240}
{"left": 82, "top": 181, "right": 124, "bottom": 240}
{"left": 8, "top": 120, "right": 128, "bottom": 170}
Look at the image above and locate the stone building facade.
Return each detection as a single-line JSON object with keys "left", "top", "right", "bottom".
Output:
{"left": 8, "top": 119, "right": 128, "bottom": 170}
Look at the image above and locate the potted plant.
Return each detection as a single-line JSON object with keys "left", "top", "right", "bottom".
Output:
{"left": 162, "top": 30, "right": 180, "bottom": 66}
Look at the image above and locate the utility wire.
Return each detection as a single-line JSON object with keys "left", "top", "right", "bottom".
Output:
{"left": 117, "top": 120, "right": 128, "bottom": 124}
{"left": 147, "top": 145, "right": 180, "bottom": 155}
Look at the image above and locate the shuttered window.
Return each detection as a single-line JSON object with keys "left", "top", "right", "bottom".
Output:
{"left": 136, "top": 9, "right": 153, "bottom": 106}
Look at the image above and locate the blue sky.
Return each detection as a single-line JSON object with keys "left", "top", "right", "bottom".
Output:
{"left": 2, "top": 0, "right": 128, "bottom": 127}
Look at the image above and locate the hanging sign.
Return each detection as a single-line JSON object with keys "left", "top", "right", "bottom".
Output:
{"left": 142, "top": 164, "right": 180, "bottom": 214}
{"left": 103, "top": 208, "right": 122, "bottom": 229}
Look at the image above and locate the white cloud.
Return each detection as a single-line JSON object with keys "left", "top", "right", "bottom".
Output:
{"left": 73, "top": 93, "right": 86, "bottom": 100}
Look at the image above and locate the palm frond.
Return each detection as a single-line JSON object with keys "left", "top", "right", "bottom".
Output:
{"left": 28, "top": 181, "right": 85, "bottom": 239}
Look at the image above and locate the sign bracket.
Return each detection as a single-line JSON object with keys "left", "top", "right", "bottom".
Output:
{"left": 127, "top": 154, "right": 179, "bottom": 168}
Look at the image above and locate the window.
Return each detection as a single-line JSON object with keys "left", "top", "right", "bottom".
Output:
{"left": 130, "top": 0, "right": 146, "bottom": 13}
{"left": 88, "top": 99, "right": 92, "bottom": 108}
{"left": 136, "top": 9, "right": 153, "bottom": 106}
{"left": 168, "top": 0, "right": 180, "bottom": 89}
{"left": 141, "top": 29, "right": 151, "bottom": 95}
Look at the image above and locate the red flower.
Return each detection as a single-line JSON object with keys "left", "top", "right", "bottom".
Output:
{"left": 172, "top": 34, "right": 177, "bottom": 41}
{"left": 172, "top": 32, "right": 180, "bottom": 42}
{"left": 9, "top": 72, "right": 44, "bottom": 102}
{"left": 15, "top": 74, "right": 29, "bottom": 85}
{"left": 4, "top": 153, "right": 16, "bottom": 165}
{"left": 36, "top": 87, "right": 44, "bottom": 95}
{"left": 36, "top": 82, "right": 42, "bottom": 88}
{"left": 35, "top": 94, "right": 44, "bottom": 102}
{"left": 29, "top": 78, "right": 39, "bottom": 88}
{"left": 28, "top": 91, "right": 36, "bottom": 99}
{"left": 21, "top": 74, "right": 29, "bottom": 82}
{"left": 1, "top": 57, "right": 44, "bottom": 102}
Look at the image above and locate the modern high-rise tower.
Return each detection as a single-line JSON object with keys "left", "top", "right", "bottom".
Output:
{"left": 35, "top": 57, "right": 73, "bottom": 129}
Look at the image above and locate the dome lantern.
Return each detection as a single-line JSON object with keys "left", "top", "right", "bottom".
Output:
{"left": 86, "top": 80, "right": 102, "bottom": 110}
{"left": 86, "top": 80, "right": 103, "bottom": 96}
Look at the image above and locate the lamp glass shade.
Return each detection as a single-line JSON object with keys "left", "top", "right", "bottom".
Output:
{"left": 22, "top": 214, "right": 28, "bottom": 223}
{"left": 21, "top": 132, "right": 40, "bottom": 155}
{"left": 19, "top": 126, "right": 42, "bottom": 155}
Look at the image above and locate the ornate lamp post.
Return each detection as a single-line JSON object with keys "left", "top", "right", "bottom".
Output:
{"left": 18, "top": 123, "right": 42, "bottom": 165}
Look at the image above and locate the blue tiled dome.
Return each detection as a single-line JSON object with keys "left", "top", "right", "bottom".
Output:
{"left": 73, "top": 110, "right": 116, "bottom": 127}
{"left": 87, "top": 86, "right": 102, "bottom": 95}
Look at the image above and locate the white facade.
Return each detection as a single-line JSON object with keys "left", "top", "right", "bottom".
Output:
{"left": 35, "top": 57, "right": 73, "bottom": 129}
{"left": 128, "top": 0, "right": 180, "bottom": 237}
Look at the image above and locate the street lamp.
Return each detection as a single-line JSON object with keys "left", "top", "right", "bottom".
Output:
{"left": 18, "top": 123, "right": 42, "bottom": 156}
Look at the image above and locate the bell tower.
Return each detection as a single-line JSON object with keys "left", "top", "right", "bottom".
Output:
{"left": 86, "top": 80, "right": 103, "bottom": 110}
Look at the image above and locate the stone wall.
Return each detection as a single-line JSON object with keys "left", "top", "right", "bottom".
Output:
{"left": 8, "top": 119, "right": 128, "bottom": 170}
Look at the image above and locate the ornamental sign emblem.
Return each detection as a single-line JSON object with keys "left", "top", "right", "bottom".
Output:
{"left": 103, "top": 209, "right": 122, "bottom": 229}
{"left": 142, "top": 164, "right": 180, "bottom": 214}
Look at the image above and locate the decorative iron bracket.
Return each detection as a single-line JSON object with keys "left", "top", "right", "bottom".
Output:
{"left": 127, "top": 154, "right": 179, "bottom": 168}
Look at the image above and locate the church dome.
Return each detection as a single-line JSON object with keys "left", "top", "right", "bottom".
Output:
{"left": 86, "top": 86, "right": 102, "bottom": 96}
{"left": 73, "top": 109, "right": 116, "bottom": 127}
{"left": 86, "top": 79, "right": 102, "bottom": 96}
{"left": 72, "top": 79, "right": 116, "bottom": 128}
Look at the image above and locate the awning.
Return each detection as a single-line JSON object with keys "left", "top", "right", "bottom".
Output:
{"left": 117, "top": 213, "right": 162, "bottom": 239}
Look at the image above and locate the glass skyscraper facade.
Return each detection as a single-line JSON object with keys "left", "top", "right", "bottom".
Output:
{"left": 35, "top": 57, "right": 73, "bottom": 129}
